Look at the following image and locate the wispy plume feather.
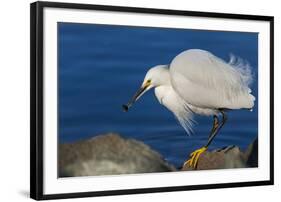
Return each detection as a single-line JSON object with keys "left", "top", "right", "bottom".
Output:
{"left": 228, "top": 53, "right": 254, "bottom": 86}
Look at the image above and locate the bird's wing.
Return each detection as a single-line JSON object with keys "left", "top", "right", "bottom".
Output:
{"left": 169, "top": 49, "right": 255, "bottom": 110}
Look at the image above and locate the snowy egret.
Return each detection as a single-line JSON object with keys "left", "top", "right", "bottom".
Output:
{"left": 123, "top": 49, "right": 255, "bottom": 169}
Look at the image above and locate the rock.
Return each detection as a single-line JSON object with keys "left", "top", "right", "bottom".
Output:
{"left": 59, "top": 133, "right": 258, "bottom": 176}
{"left": 59, "top": 133, "right": 176, "bottom": 177}
{"left": 245, "top": 138, "right": 258, "bottom": 167}
{"left": 181, "top": 137, "right": 258, "bottom": 171}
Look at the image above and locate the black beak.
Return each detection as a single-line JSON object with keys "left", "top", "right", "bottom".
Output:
{"left": 122, "top": 84, "right": 148, "bottom": 112}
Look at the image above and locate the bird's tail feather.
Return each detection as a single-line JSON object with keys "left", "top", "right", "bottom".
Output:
{"left": 228, "top": 53, "right": 254, "bottom": 86}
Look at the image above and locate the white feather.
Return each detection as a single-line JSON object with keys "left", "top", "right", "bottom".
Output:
{"left": 135, "top": 49, "right": 255, "bottom": 135}
{"left": 169, "top": 49, "right": 255, "bottom": 109}
{"left": 228, "top": 53, "right": 253, "bottom": 86}
{"left": 154, "top": 85, "right": 195, "bottom": 134}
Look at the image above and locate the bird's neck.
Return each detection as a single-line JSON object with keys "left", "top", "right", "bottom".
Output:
{"left": 155, "top": 66, "right": 171, "bottom": 86}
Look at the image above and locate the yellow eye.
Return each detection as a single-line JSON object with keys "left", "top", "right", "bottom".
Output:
{"left": 143, "top": 79, "right": 151, "bottom": 88}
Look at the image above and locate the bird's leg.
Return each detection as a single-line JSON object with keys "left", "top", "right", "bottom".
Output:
{"left": 209, "top": 115, "right": 220, "bottom": 139}
{"left": 205, "top": 111, "right": 227, "bottom": 148}
{"left": 184, "top": 111, "right": 227, "bottom": 169}
{"left": 183, "top": 115, "right": 219, "bottom": 168}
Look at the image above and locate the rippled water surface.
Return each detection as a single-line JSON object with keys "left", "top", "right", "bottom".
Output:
{"left": 58, "top": 23, "right": 258, "bottom": 168}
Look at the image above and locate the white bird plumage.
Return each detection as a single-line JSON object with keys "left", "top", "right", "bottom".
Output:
{"left": 123, "top": 49, "right": 255, "bottom": 168}
{"left": 170, "top": 49, "right": 254, "bottom": 110}
{"left": 130, "top": 49, "right": 254, "bottom": 133}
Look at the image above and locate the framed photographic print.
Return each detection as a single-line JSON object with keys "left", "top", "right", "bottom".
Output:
{"left": 30, "top": 1, "right": 274, "bottom": 200}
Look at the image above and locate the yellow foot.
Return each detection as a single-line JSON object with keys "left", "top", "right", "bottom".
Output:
{"left": 184, "top": 147, "right": 207, "bottom": 169}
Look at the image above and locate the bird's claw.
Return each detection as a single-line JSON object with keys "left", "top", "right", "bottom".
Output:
{"left": 184, "top": 147, "right": 207, "bottom": 169}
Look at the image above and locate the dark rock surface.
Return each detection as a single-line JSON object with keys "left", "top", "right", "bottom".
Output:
{"left": 245, "top": 138, "right": 258, "bottom": 167}
{"left": 59, "top": 133, "right": 176, "bottom": 177}
{"left": 181, "top": 137, "right": 258, "bottom": 171}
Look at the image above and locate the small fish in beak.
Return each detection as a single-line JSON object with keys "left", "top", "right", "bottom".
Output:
{"left": 122, "top": 80, "right": 151, "bottom": 112}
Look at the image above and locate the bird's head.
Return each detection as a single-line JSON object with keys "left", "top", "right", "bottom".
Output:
{"left": 122, "top": 65, "right": 169, "bottom": 112}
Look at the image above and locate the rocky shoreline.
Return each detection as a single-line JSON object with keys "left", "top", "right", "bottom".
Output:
{"left": 59, "top": 133, "right": 257, "bottom": 177}
{"left": 182, "top": 138, "right": 257, "bottom": 171}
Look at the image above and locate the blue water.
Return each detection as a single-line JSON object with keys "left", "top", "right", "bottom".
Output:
{"left": 58, "top": 22, "right": 258, "bottom": 168}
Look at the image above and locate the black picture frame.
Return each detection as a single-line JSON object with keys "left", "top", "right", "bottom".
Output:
{"left": 30, "top": 1, "right": 274, "bottom": 200}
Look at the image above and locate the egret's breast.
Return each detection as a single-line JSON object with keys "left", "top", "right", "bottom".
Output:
{"left": 154, "top": 86, "right": 171, "bottom": 106}
{"left": 154, "top": 85, "right": 185, "bottom": 113}
{"left": 154, "top": 85, "right": 195, "bottom": 134}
